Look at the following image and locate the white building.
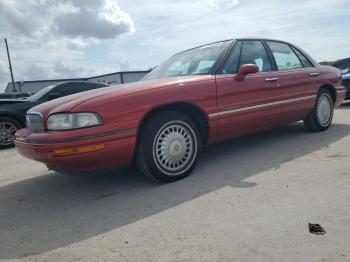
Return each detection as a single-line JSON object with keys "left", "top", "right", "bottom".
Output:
{"left": 5, "top": 70, "right": 150, "bottom": 94}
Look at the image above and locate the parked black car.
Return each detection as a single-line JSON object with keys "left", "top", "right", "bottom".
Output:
{"left": 342, "top": 73, "right": 350, "bottom": 100}
{"left": 0, "top": 81, "right": 108, "bottom": 148}
{"left": 0, "top": 92, "right": 31, "bottom": 100}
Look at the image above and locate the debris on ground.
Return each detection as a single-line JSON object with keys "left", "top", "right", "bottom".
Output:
{"left": 309, "top": 223, "right": 326, "bottom": 235}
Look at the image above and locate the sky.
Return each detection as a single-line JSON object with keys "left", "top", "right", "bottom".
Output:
{"left": 0, "top": 0, "right": 349, "bottom": 92}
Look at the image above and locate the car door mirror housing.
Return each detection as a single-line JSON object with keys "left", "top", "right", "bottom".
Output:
{"left": 235, "top": 64, "right": 259, "bottom": 81}
{"left": 47, "top": 93, "right": 60, "bottom": 101}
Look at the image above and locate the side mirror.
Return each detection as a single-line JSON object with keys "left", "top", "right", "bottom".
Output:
{"left": 236, "top": 64, "right": 259, "bottom": 81}
{"left": 47, "top": 93, "right": 60, "bottom": 101}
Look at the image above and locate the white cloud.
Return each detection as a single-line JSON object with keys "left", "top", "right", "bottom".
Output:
{"left": 223, "top": 0, "right": 239, "bottom": 7}
{"left": 0, "top": 0, "right": 40, "bottom": 36}
{"left": 0, "top": 0, "right": 349, "bottom": 92}
{"left": 114, "top": 0, "right": 350, "bottom": 70}
{"left": 0, "top": 0, "right": 134, "bottom": 91}
{"left": 53, "top": 0, "right": 134, "bottom": 39}
{"left": 0, "top": 60, "right": 9, "bottom": 91}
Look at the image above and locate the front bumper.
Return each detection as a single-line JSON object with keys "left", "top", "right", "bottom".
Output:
{"left": 15, "top": 124, "right": 137, "bottom": 172}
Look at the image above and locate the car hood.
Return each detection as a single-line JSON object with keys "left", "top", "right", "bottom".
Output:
{"left": 28, "top": 75, "right": 209, "bottom": 118}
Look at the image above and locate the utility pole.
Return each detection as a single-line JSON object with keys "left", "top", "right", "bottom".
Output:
{"left": 4, "top": 38, "right": 16, "bottom": 93}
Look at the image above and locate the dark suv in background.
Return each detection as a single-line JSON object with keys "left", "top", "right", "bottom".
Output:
{"left": 342, "top": 72, "right": 350, "bottom": 100}
{"left": 0, "top": 81, "right": 108, "bottom": 148}
{"left": 0, "top": 92, "right": 31, "bottom": 100}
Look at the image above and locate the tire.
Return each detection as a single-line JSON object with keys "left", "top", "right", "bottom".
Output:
{"left": 303, "top": 88, "right": 334, "bottom": 132}
{"left": 136, "top": 111, "right": 202, "bottom": 183}
{"left": 0, "top": 117, "right": 22, "bottom": 149}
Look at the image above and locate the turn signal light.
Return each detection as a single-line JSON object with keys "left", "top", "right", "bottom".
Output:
{"left": 54, "top": 143, "right": 106, "bottom": 157}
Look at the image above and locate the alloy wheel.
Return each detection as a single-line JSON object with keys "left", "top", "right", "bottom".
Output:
{"left": 0, "top": 121, "right": 18, "bottom": 146}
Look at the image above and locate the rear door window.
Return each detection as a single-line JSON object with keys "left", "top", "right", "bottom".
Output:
{"left": 266, "top": 41, "right": 303, "bottom": 70}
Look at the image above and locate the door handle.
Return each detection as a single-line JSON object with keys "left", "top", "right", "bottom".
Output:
{"left": 265, "top": 77, "right": 279, "bottom": 82}
{"left": 309, "top": 72, "right": 320, "bottom": 77}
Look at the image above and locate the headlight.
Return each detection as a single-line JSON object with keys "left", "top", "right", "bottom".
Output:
{"left": 47, "top": 113, "right": 102, "bottom": 131}
{"left": 26, "top": 113, "right": 44, "bottom": 133}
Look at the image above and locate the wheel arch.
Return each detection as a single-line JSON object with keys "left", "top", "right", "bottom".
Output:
{"left": 319, "top": 84, "right": 336, "bottom": 103}
{"left": 136, "top": 102, "right": 210, "bottom": 147}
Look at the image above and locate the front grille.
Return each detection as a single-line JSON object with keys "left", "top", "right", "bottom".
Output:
{"left": 26, "top": 113, "right": 44, "bottom": 133}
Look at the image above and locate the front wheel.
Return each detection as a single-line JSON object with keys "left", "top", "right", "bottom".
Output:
{"left": 136, "top": 111, "right": 202, "bottom": 183}
{"left": 303, "top": 89, "right": 334, "bottom": 132}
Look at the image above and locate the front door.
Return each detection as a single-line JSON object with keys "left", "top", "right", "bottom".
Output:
{"left": 214, "top": 40, "right": 282, "bottom": 141}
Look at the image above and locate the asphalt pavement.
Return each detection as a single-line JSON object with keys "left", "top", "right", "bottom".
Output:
{"left": 1, "top": 103, "right": 350, "bottom": 262}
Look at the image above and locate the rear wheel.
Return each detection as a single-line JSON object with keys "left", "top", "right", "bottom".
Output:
{"left": 0, "top": 117, "right": 22, "bottom": 149}
{"left": 303, "top": 89, "right": 334, "bottom": 132}
{"left": 136, "top": 111, "right": 201, "bottom": 183}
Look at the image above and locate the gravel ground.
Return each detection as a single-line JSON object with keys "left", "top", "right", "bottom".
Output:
{"left": 1, "top": 103, "right": 350, "bottom": 262}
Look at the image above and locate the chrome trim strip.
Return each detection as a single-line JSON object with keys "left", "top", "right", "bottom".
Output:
{"left": 336, "top": 86, "right": 345, "bottom": 90}
{"left": 309, "top": 72, "right": 321, "bottom": 77}
{"left": 209, "top": 95, "right": 316, "bottom": 118}
{"left": 25, "top": 128, "right": 137, "bottom": 144}
{"left": 27, "top": 111, "right": 44, "bottom": 118}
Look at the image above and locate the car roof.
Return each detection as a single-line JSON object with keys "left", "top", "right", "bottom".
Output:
{"left": 236, "top": 37, "right": 298, "bottom": 46}
{"left": 236, "top": 37, "right": 284, "bottom": 41}
{"left": 54, "top": 81, "right": 109, "bottom": 86}
{"left": 174, "top": 38, "right": 295, "bottom": 56}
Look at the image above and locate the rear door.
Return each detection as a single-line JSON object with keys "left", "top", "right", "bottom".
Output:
{"left": 215, "top": 40, "right": 282, "bottom": 140}
{"left": 264, "top": 41, "right": 319, "bottom": 124}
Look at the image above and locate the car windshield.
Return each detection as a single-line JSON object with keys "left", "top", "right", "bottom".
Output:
{"left": 26, "top": 84, "right": 59, "bottom": 102}
{"left": 142, "top": 41, "right": 232, "bottom": 81}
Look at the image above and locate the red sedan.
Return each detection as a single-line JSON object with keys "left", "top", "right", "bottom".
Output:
{"left": 15, "top": 38, "right": 346, "bottom": 182}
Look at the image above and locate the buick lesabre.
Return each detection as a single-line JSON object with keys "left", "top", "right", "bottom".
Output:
{"left": 15, "top": 38, "right": 346, "bottom": 182}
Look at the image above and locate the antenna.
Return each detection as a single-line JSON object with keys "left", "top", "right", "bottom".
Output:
{"left": 4, "top": 38, "right": 17, "bottom": 93}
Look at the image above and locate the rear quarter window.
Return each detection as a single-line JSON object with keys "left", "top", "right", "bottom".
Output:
{"left": 292, "top": 47, "right": 314, "bottom": 68}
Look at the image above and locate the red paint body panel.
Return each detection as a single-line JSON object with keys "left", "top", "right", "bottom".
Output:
{"left": 16, "top": 128, "right": 136, "bottom": 171}
{"left": 15, "top": 39, "right": 346, "bottom": 172}
{"left": 215, "top": 72, "right": 283, "bottom": 140}
{"left": 74, "top": 75, "right": 217, "bottom": 124}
